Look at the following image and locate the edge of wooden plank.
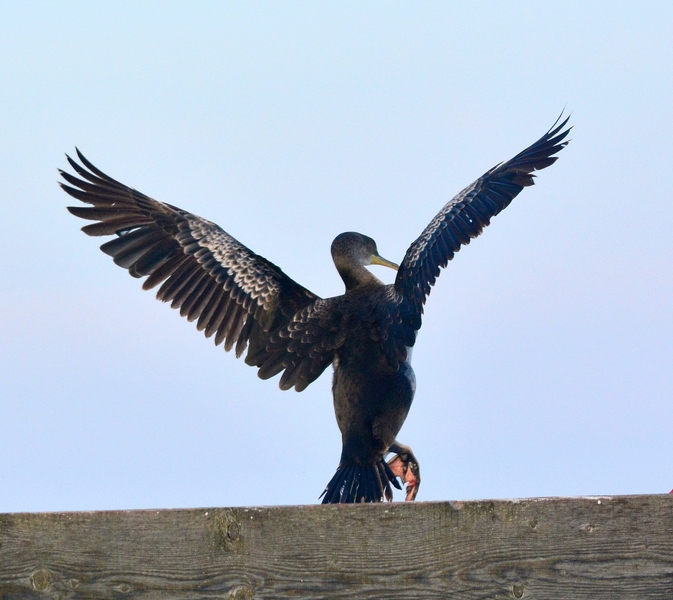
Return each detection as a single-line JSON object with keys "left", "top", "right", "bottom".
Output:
{"left": 1, "top": 495, "right": 672, "bottom": 599}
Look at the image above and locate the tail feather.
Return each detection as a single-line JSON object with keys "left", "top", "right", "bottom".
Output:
{"left": 321, "top": 459, "right": 402, "bottom": 503}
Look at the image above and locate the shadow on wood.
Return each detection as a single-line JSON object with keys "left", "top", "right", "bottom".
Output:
{"left": 1, "top": 495, "right": 672, "bottom": 599}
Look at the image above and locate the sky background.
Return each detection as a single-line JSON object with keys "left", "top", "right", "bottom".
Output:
{"left": 1, "top": 3, "right": 672, "bottom": 513}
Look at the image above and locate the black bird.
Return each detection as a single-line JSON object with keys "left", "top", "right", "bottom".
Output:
{"left": 60, "top": 116, "right": 570, "bottom": 503}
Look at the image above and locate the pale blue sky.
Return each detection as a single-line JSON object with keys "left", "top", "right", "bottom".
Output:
{"left": 1, "top": 3, "right": 672, "bottom": 512}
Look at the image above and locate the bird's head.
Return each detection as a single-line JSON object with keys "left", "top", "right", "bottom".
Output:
{"left": 331, "top": 232, "right": 398, "bottom": 289}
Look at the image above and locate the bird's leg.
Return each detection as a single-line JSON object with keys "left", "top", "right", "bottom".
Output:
{"left": 386, "top": 441, "right": 420, "bottom": 501}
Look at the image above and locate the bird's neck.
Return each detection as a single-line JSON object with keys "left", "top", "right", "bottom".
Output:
{"left": 336, "top": 262, "right": 383, "bottom": 292}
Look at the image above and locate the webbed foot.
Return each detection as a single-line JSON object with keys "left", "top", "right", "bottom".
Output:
{"left": 386, "top": 441, "right": 420, "bottom": 501}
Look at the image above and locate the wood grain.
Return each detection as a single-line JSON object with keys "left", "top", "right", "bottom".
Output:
{"left": 1, "top": 495, "right": 672, "bottom": 599}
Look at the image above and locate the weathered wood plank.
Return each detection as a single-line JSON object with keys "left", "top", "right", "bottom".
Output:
{"left": 1, "top": 495, "right": 672, "bottom": 599}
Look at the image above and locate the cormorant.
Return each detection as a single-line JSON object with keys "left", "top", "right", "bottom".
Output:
{"left": 59, "top": 116, "right": 570, "bottom": 503}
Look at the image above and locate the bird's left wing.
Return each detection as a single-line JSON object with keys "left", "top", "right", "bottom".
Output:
{"left": 60, "top": 150, "right": 340, "bottom": 391}
{"left": 395, "top": 116, "right": 570, "bottom": 329}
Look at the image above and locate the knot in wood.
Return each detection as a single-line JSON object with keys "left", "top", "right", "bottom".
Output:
{"left": 579, "top": 522, "right": 595, "bottom": 533}
{"left": 214, "top": 510, "right": 243, "bottom": 552}
{"left": 227, "top": 520, "right": 241, "bottom": 541}
{"left": 30, "top": 569, "right": 51, "bottom": 592}
{"left": 228, "top": 584, "right": 253, "bottom": 599}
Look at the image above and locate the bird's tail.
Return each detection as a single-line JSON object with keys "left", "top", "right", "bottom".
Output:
{"left": 320, "top": 459, "right": 402, "bottom": 503}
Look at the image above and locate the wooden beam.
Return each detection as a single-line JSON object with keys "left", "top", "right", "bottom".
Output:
{"left": 1, "top": 495, "right": 672, "bottom": 599}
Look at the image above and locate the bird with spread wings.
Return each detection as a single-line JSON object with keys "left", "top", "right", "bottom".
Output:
{"left": 60, "top": 115, "right": 570, "bottom": 503}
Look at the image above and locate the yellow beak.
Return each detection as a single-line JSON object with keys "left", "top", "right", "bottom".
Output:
{"left": 371, "top": 254, "right": 399, "bottom": 271}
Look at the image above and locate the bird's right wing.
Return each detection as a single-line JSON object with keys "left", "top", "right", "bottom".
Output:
{"left": 395, "top": 116, "right": 570, "bottom": 328}
{"left": 60, "top": 150, "right": 344, "bottom": 391}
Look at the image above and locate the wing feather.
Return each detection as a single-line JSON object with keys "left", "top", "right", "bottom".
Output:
{"left": 60, "top": 150, "right": 343, "bottom": 390}
{"left": 395, "top": 115, "right": 570, "bottom": 326}
{"left": 181, "top": 273, "right": 216, "bottom": 319}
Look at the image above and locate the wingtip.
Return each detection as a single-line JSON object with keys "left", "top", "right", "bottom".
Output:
{"left": 547, "top": 110, "right": 573, "bottom": 140}
{"left": 550, "top": 107, "right": 571, "bottom": 127}
{"left": 63, "top": 147, "right": 83, "bottom": 165}
{"left": 75, "top": 147, "right": 94, "bottom": 170}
